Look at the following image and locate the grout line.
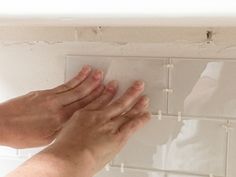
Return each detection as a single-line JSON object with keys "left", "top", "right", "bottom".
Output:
{"left": 151, "top": 113, "right": 236, "bottom": 122}
{"left": 110, "top": 164, "right": 223, "bottom": 177}
{"left": 16, "top": 149, "right": 19, "bottom": 156}
{"left": 225, "top": 120, "right": 231, "bottom": 177}
{"left": 166, "top": 58, "right": 171, "bottom": 114}
{"left": 110, "top": 159, "right": 114, "bottom": 166}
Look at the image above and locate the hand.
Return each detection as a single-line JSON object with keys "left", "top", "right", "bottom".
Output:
{"left": 47, "top": 80, "right": 151, "bottom": 177}
{"left": 0, "top": 65, "right": 107, "bottom": 148}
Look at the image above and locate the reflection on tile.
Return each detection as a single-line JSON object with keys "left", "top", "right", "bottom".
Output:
{"left": 95, "top": 168, "right": 164, "bottom": 177}
{"left": 228, "top": 122, "right": 236, "bottom": 177}
{"left": 165, "top": 120, "right": 226, "bottom": 176}
{"left": 66, "top": 56, "right": 168, "bottom": 113}
{"left": 113, "top": 117, "right": 182, "bottom": 169}
{"left": 114, "top": 117, "right": 227, "bottom": 176}
{"left": 169, "top": 59, "right": 236, "bottom": 118}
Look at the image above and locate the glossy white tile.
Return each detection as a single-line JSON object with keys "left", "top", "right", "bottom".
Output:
{"left": 113, "top": 117, "right": 227, "bottom": 177}
{"left": 66, "top": 56, "right": 168, "bottom": 113}
{"left": 104, "top": 58, "right": 168, "bottom": 113}
{"left": 169, "top": 59, "right": 236, "bottom": 119}
{"left": 65, "top": 55, "right": 112, "bottom": 82}
{"left": 165, "top": 119, "right": 227, "bottom": 176}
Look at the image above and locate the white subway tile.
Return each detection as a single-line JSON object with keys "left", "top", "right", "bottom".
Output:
{"left": 169, "top": 59, "right": 236, "bottom": 119}
{"left": 66, "top": 56, "right": 168, "bottom": 113}
{"left": 66, "top": 55, "right": 112, "bottom": 82}
{"left": 113, "top": 117, "right": 227, "bottom": 177}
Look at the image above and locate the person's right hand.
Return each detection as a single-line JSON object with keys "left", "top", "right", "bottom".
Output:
{"left": 45, "top": 80, "right": 151, "bottom": 177}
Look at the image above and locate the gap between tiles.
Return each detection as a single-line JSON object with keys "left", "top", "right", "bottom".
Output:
{"left": 109, "top": 164, "right": 224, "bottom": 177}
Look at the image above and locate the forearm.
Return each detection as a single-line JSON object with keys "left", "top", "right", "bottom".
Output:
{"left": 6, "top": 144, "right": 95, "bottom": 177}
{"left": 0, "top": 103, "right": 12, "bottom": 146}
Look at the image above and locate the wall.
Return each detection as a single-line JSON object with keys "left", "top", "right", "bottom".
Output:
{"left": 0, "top": 27, "right": 236, "bottom": 177}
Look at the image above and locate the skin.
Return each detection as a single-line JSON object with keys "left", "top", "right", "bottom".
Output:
{"left": 0, "top": 65, "right": 151, "bottom": 177}
{"left": 0, "top": 65, "right": 106, "bottom": 148}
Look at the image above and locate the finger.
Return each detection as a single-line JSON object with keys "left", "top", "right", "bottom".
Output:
{"left": 109, "top": 95, "right": 149, "bottom": 130}
{"left": 85, "top": 80, "right": 118, "bottom": 110}
{"left": 116, "top": 112, "right": 151, "bottom": 142}
{"left": 62, "top": 84, "right": 105, "bottom": 119}
{"left": 57, "top": 69, "right": 104, "bottom": 105}
{"left": 103, "top": 80, "right": 144, "bottom": 118}
{"left": 53, "top": 65, "right": 92, "bottom": 93}
{"left": 124, "top": 95, "right": 149, "bottom": 118}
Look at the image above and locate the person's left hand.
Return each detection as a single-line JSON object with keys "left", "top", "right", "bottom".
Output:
{"left": 0, "top": 65, "right": 118, "bottom": 148}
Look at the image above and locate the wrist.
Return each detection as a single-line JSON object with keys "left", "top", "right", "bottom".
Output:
{"left": 0, "top": 103, "right": 12, "bottom": 146}
{"left": 42, "top": 143, "right": 96, "bottom": 177}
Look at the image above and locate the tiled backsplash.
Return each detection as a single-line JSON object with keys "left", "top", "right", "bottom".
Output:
{"left": 65, "top": 56, "right": 236, "bottom": 177}
{"left": 1, "top": 55, "right": 236, "bottom": 177}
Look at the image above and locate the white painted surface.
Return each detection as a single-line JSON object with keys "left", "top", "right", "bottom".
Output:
{"left": 1, "top": 0, "right": 236, "bottom": 26}
{"left": 0, "top": 27, "right": 236, "bottom": 177}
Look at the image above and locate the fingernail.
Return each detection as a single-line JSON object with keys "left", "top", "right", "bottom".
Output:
{"left": 93, "top": 69, "right": 103, "bottom": 80}
{"left": 106, "top": 80, "right": 118, "bottom": 92}
{"left": 141, "top": 96, "right": 150, "bottom": 105}
{"left": 133, "top": 80, "right": 144, "bottom": 89}
{"left": 81, "top": 65, "right": 91, "bottom": 74}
